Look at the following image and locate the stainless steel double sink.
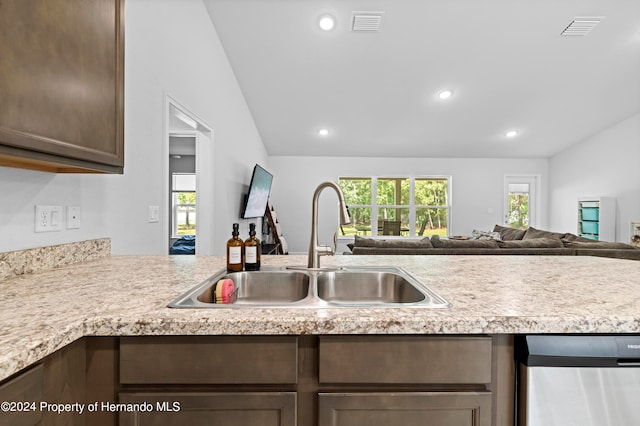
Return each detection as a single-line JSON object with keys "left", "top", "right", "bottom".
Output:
{"left": 168, "top": 266, "right": 450, "bottom": 308}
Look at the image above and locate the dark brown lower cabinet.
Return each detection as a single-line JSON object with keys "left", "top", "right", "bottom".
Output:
{"left": 114, "top": 335, "right": 509, "bottom": 426}
{"left": 0, "top": 365, "right": 44, "bottom": 426}
{"left": 318, "top": 392, "right": 491, "bottom": 426}
{"left": 119, "top": 392, "right": 296, "bottom": 426}
{"left": 0, "top": 335, "right": 513, "bottom": 426}
{"left": 0, "top": 339, "right": 86, "bottom": 426}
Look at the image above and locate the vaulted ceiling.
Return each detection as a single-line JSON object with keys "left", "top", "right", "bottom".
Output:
{"left": 204, "top": 0, "right": 640, "bottom": 158}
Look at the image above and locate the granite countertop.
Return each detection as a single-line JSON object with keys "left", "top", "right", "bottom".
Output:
{"left": 2, "top": 253, "right": 640, "bottom": 381}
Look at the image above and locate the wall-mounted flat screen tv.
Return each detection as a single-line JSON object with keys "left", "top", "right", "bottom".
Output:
{"left": 242, "top": 164, "right": 273, "bottom": 219}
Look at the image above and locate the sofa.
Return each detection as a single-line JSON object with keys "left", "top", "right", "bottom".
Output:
{"left": 346, "top": 225, "right": 640, "bottom": 261}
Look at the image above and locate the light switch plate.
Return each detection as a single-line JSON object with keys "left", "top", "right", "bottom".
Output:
{"left": 148, "top": 205, "right": 160, "bottom": 223}
{"left": 67, "top": 206, "right": 81, "bottom": 229}
{"left": 35, "top": 205, "right": 63, "bottom": 232}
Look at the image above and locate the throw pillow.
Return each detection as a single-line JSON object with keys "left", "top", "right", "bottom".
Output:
{"left": 431, "top": 235, "right": 499, "bottom": 248}
{"left": 522, "top": 227, "right": 565, "bottom": 240}
{"left": 492, "top": 224, "right": 526, "bottom": 240}
{"left": 471, "top": 229, "right": 501, "bottom": 241}
{"left": 563, "top": 233, "right": 600, "bottom": 243}
{"left": 354, "top": 235, "right": 433, "bottom": 248}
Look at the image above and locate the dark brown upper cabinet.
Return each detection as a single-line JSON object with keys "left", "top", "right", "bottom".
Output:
{"left": 0, "top": 0, "right": 124, "bottom": 173}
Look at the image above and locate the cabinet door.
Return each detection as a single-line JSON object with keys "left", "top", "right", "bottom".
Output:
{"left": 319, "top": 392, "right": 491, "bottom": 426}
{"left": 0, "top": 365, "right": 43, "bottom": 426}
{"left": 119, "top": 392, "right": 296, "bottom": 426}
{"left": 0, "top": 0, "right": 124, "bottom": 173}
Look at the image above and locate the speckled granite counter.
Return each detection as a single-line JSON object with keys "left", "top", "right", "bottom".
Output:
{"left": 2, "top": 254, "right": 640, "bottom": 381}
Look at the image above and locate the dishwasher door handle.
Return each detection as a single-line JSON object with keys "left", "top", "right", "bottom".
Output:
{"left": 617, "top": 359, "right": 640, "bottom": 366}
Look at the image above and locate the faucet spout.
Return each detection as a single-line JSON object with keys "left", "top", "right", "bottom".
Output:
{"left": 308, "top": 181, "right": 351, "bottom": 269}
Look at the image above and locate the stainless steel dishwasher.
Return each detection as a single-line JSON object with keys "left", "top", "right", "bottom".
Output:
{"left": 516, "top": 335, "right": 640, "bottom": 426}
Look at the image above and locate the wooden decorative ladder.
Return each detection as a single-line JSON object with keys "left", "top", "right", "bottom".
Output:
{"left": 264, "top": 200, "right": 288, "bottom": 255}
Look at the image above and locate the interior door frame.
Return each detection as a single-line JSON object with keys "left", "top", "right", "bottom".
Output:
{"left": 163, "top": 94, "right": 214, "bottom": 255}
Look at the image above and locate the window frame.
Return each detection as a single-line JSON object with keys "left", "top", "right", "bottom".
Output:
{"left": 339, "top": 175, "right": 451, "bottom": 238}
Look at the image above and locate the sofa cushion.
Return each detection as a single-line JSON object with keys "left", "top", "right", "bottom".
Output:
{"left": 562, "top": 240, "right": 639, "bottom": 250}
{"left": 431, "top": 235, "right": 499, "bottom": 248}
{"left": 498, "top": 238, "right": 564, "bottom": 248}
{"left": 471, "top": 229, "right": 502, "bottom": 241}
{"left": 522, "top": 227, "right": 565, "bottom": 240}
{"left": 352, "top": 247, "right": 436, "bottom": 255}
{"left": 562, "top": 233, "right": 600, "bottom": 243}
{"left": 353, "top": 235, "right": 433, "bottom": 248}
{"left": 492, "top": 224, "right": 526, "bottom": 240}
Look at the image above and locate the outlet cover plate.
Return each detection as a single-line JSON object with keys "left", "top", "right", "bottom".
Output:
{"left": 35, "top": 205, "right": 63, "bottom": 232}
{"left": 67, "top": 206, "right": 81, "bottom": 229}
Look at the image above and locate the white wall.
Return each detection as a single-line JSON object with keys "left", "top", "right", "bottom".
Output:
{"left": 549, "top": 113, "right": 640, "bottom": 242}
{"left": 268, "top": 156, "right": 549, "bottom": 254}
{"left": 0, "top": 169, "right": 109, "bottom": 252}
{"left": 0, "top": 0, "right": 268, "bottom": 254}
{"left": 107, "top": 0, "right": 268, "bottom": 254}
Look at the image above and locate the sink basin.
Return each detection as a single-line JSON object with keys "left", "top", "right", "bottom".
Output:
{"left": 168, "top": 266, "right": 450, "bottom": 308}
{"left": 317, "top": 271, "right": 426, "bottom": 304}
{"left": 169, "top": 269, "right": 311, "bottom": 308}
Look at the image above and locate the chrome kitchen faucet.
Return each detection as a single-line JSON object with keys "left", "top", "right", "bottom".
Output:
{"left": 307, "top": 181, "right": 351, "bottom": 269}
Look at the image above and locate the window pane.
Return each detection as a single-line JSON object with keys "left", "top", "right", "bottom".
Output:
{"left": 378, "top": 208, "right": 409, "bottom": 235}
{"left": 172, "top": 173, "right": 196, "bottom": 191}
{"left": 176, "top": 205, "right": 196, "bottom": 235}
{"left": 175, "top": 192, "right": 196, "bottom": 205}
{"left": 415, "top": 178, "right": 448, "bottom": 206}
{"left": 507, "top": 194, "right": 529, "bottom": 229}
{"left": 417, "top": 208, "right": 448, "bottom": 236}
{"left": 339, "top": 178, "right": 372, "bottom": 205}
{"left": 377, "top": 178, "right": 409, "bottom": 205}
{"left": 173, "top": 192, "right": 197, "bottom": 236}
{"left": 339, "top": 207, "right": 372, "bottom": 236}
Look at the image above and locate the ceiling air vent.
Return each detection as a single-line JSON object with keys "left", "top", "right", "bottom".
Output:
{"left": 351, "top": 12, "right": 384, "bottom": 32}
{"left": 561, "top": 17, "right": 604, "bottom": 36}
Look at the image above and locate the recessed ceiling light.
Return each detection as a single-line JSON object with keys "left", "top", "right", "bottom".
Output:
{"left": 438, "top": 89, "right": 453, "bottom": 100}
{"left": 318, "top": 128, "right": 330, "bottom": 136}
{"left": 318, "top": 15, "right": 335, "bottom": 31}
{"left": 505, "top": 130, "right": 519, "bottom": 138}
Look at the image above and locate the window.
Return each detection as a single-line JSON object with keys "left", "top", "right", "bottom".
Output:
{"left": 504, "top": 176, "right": 538, "bottom": 230}
{"left": 339, "top": 176, "right": 450, "bottom": 237}
{"left": 172, "top": 173, "right": 196, "bottom": 237}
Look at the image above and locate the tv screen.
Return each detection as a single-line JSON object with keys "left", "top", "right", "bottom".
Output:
{"left": 242, "top": 164, "right": 273, "bottom": 219}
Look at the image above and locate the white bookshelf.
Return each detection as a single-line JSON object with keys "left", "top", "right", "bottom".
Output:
{"left": 577, "top": 197, "right": 616, "bottom": 241}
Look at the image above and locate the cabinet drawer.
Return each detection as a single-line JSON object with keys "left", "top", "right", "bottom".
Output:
{"left": 119, "top": 392, "right": 296, "bottom": 426}
{"left": 0, "top": 365, "right": 43, "bottom": 425}
{"left": 120, "top": 336, "right": 298, "bottom": 384}
{"left": 318, "top": 392, "right": 491, "bottom": 426}
{"left": 319, "top": 336, "right": 492, "bottom": 384}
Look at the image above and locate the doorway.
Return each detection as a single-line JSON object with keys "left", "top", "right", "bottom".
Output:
{"left": 164, "top": 96, "right": 214, "bottom": 255}
{"left": 504, "top": 175, "right": 539, "bottom": 230}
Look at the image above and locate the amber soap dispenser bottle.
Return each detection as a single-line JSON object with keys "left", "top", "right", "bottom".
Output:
{"left": 244, "top": 223, "right": 261, "bottom": 271}
{"left": 226, "top": 223, "right": 244, "bottom": 272}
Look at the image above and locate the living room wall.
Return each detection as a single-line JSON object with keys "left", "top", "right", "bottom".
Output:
{"left": 268, "top": 156, "right": 549, "bottom": 254}
{"left": 549, "top": 112, "right": 640, "bottom": 243}
{"left": 0, "top": 0, "right": 268, "bottom": 255}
